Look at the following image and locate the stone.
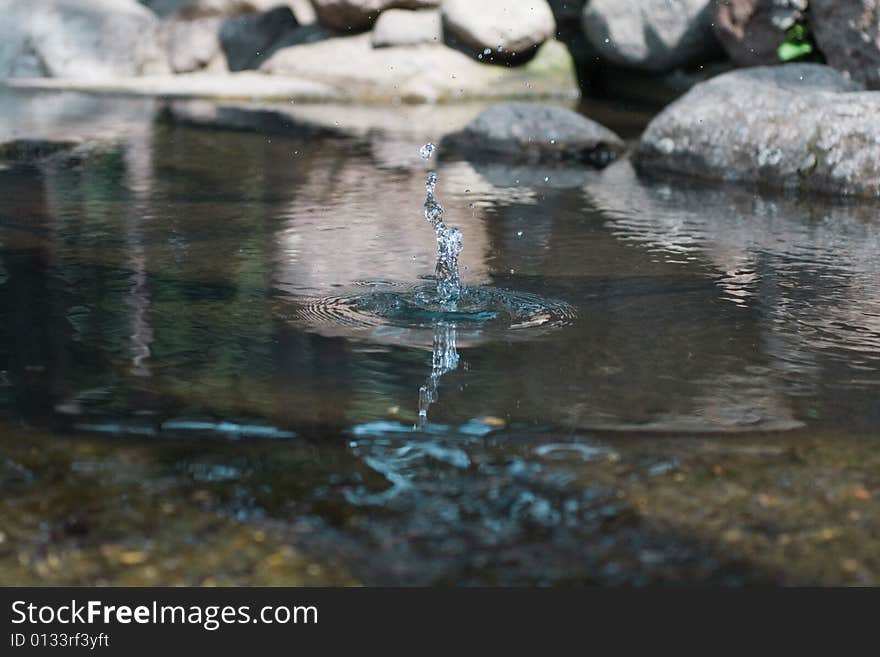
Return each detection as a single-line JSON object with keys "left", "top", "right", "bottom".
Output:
{"left": 635, "top": 64, "right": 880, "bottom": 197}
{"left": 371, "top": 9, "right": 441, "bottom": 48}
{"left": 811, "top": 0, "right": 880, "bottom": 90}
{"left": 143, "top": 0, "right": 316, "bottom": 22}
{"left": 582, "top": 0, "right": 721, "bottom": 72}
{"left": 713, "top": 0, "right": 806, "bottom": 67}
{"left": 0, "top": 0, "right": 169, "bottom": 79}
{"left": 219, "top": 5, "right": 299, "bottom": 71}
{"left": 162, "top": 17, "right": 225, "bottom": 73}
{"left": 261, "top": 34, "right": 579, "bottom": 102}
{"left": 6, "top": 71, "right": 340, "bottom": 101}
{"left": 441, "top": 0, "right": 556, "bottom": 63}
{"left": 172, "top": 0, "right": 256, "bottom": 19}
{"left": 441, "top": 102, "right": 624, "bottom": 167}
{"left": 311, "top": 0, "right": 438, "bottom": 32}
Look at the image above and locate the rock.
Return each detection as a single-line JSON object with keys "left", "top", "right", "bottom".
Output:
{"left": 441, "top": 102, "right": 624, "bottom": 167}
{"left": 0, "top": 139, "right": 79, "bottom": 162}
{"left": 219, "top": 5, "right": 299, "bottom": 71}
{"left": 811, "top": 0, "right": 880, "bottom": 90}
{"left": 371, "top": 9, "right": 441, "bottom": 48}
{"left": 6, "top": 72, "right": 341, "bottom": 101}
{"left": 0, "top": 0, "right": 169, "bottom": 79}
{"left": 139, "top": 0, "right": 191, "bottom": 16}
{"left": 172, "top": 0, "right": 256, "bottom": 19}
{"left": 261, "top": 34, "right": 579, "bottom": 102}
{"left": 162, "top": 17, "right": 225, "bottom": 73}
{"left": 713, "top": 0, "right": 806, "bottom": 67}
{"left": 582, "top": 0, "right": 721, "bottom": 71}
{"left": 635, "top": 64, "right": 880, "bottom": 197}
{"left": 441, "top": 0, "right": 556, "bottom": 63}
{"left": 311, "top": 0, "right": 438, "bottom": 32}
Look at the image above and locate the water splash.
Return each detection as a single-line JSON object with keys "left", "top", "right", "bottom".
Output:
{"left": 418, "top": 322, "right": 459, "bottom": 426}
{"left": 421, "top": 143, "right": 462, "bottom": 306}
{"left": 291, "top": 142, "right": 577, "bottom": 425}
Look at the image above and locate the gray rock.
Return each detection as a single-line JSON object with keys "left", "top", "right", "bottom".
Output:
{"left": 172, "top": 0, "right": 256, "bottom": 19}
{"left": 371, "top": 9, "right": 441, "bottom": 48}
{"left": 635, "top": 64, "right": 880, "bottom": 197}
{"left": 441, "top": 0, "right": 556, "bottom": 63}
{"left": 144, "top": 0, "right": 316, "bottom": 22}
{"left": 713, "top": 0, "right": 806, "bottom": 67}
{"left": 811, "top": 0, "right": 880, "bottom": 90}
{"left": 441, "top": 102, "right": 624, "bottom": 167}
{"left": 582, "top": 0, "right": 721, "bottom": 72}
{"left": 162, "top": 17, "right": 225, "bottom": 73}
{"left": 261, "top": 33, "right": 579, "bottom": 102}
{"left": 0, "top": 0, "right": 169, "bottom": 79}
{"left": 0, "top": 139, "right": 79, "bottom": 162}
{"left": 311, "top": 0, "right": 438, "bottom": 32}
{"left": 219, "top": 5, "right": 299, "bottom": 71}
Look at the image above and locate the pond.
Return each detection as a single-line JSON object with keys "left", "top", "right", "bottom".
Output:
{"left": 1, "top": 89, "right": 879, "bottom": 585}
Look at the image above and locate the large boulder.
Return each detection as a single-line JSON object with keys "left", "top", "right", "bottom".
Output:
{"left": 441, "top": 0, "right": 556, "bottom": 63}
{"left": 371, "top": 9, "right": 441, "bottom": 48}
{"left": 712, "top": 0, "right": 806, "bottom": 67}
{"left": 441, "top": 102, "right": 624, "bottom": 167}
{"left": 219, "top": 5, "right": 299, "bottom": 71}
{"left": 635, "top": 64, "right": 880, "bottom": 197}
{"left": 311, "top": 0, "right": 438, "bottom": 32}
{"left": 582, "top": 0, "right": 721, "bottom": 71}
{"left": 0, "top": 0, "right": 169, "bottom": 79}
{"left": 811, "top": 0, "right": 880, "bottom": 90}
{"left": 261, "top": 33, "right": 579, "bottom": 102}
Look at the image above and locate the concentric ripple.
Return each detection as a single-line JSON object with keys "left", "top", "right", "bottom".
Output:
{"left": 292, "top": 279, "right": 576, "bottom": 347}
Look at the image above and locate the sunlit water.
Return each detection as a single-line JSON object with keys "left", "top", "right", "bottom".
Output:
{"left": 4, "top": 90, "right": 880, "bottom": 583}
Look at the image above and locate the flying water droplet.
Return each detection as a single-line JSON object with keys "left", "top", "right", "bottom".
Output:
{"left": 421, "top": 144, "right": 462, "bottom": 306}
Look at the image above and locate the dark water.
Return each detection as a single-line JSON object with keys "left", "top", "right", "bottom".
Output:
{"left": 2, "top": 90, "right": 880, "bottom": 584}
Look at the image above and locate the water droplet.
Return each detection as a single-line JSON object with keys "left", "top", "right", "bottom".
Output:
{"left": 516, "top": 230, "right": 524, "bottom": 237}
{"left": 483, "top": 48, "right": 492, "bottom": 55}
{"left": 419, "top": 143, "right": 436, "bottom": 160}
{"left": 543, "top": 176, "right": 549, "bottom": 182}
{"left": 549, "top": 138, "right": 556, "bottom": 145}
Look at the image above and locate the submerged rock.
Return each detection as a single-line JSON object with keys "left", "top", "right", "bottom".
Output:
{"left": 713, "top": 0, "right": 806, "bottom": 67}
{"left": 0, "top": 0, "right": 169, "bottom": 79}
{"left": 582, "top": 0, "right": 721, "bottom": 72}
{"left": 261, "top": 34, "right": 579, "bottom": 102}
{"left": 635, "top": 64, "right": 880, "bottom": 197}
{"left": 441, "top": 0, "right": 556, "bottom": 64}
{"left": 811, "top": 0, "right": 880, "bottom": 90}
{"left": 219, "top": 5, "right": 299, "bottom": 71}
{"left": 311, "top": 0, "right": 438, "bottom": 32}
{"left": 441, "top": 102, "right": 624, "bottom": 167}
{"left": 371, "top": 9, "right": 441, "bottom": 48}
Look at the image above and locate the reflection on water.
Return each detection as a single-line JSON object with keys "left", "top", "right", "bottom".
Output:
{"left": 4, "top": 90, "right": 880, "bottom": 582}
{"left": 3, "top": 91, "right": 880, "bottom": 437}
{"left": 418, "top": 322, "right": 459, "bottom": 425}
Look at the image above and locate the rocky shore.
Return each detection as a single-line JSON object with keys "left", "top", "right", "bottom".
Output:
{"left": 3, "top": 0, "right": 880, "bottom": 196}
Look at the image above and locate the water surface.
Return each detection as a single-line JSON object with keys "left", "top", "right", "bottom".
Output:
{"left": 2, "top": 90, "right": 880, "bottom": 584}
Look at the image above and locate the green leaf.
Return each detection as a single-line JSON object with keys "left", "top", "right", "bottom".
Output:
{"left": 778, "top": 41, "right": 813, "bottom": 62}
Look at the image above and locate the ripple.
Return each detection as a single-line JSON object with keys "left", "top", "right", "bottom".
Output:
{"left": 292, "top": 279, "right": 575, "bottom": 347}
